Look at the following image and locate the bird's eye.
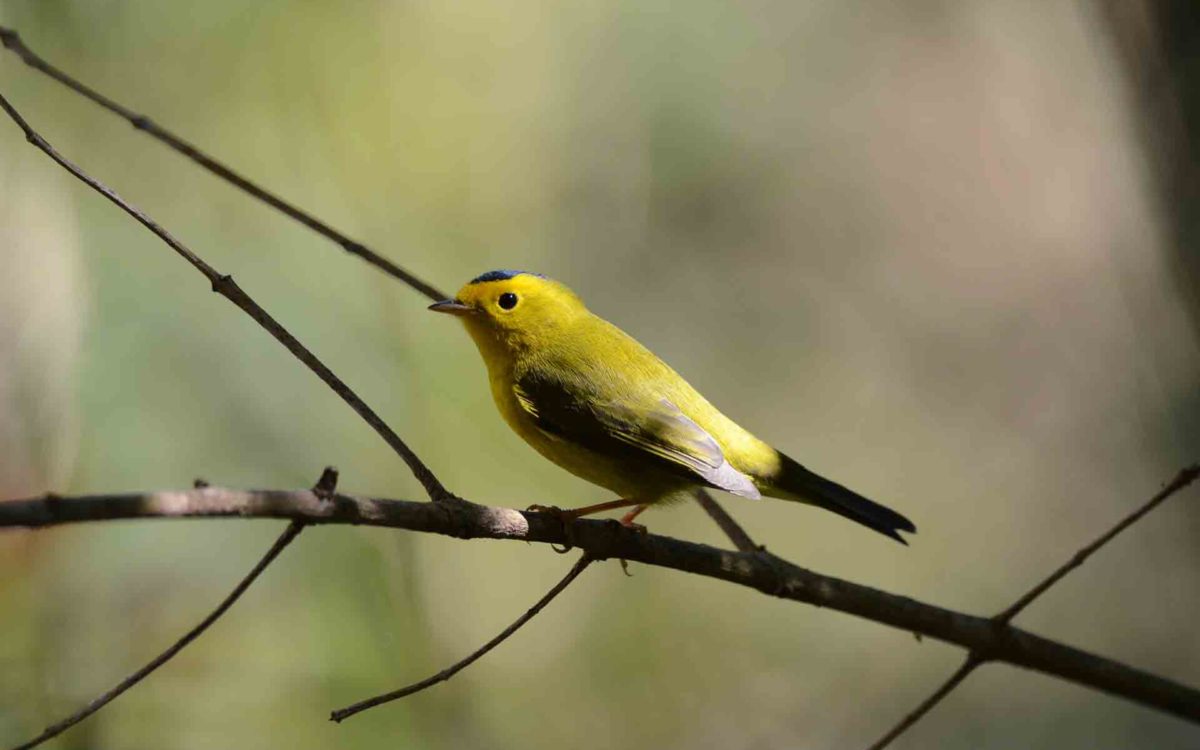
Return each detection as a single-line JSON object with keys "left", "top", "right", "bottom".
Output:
{"left": 498, "top": 292, "right": 518, "bottom": 310}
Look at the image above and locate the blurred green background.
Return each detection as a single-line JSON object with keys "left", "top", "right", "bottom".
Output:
{"left": 1, "top": 2, "right": 1198, "bottom": 748}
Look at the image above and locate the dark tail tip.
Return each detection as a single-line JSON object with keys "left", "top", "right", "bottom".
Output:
{"left": 825, "top": 494, "right": 915, "bottom": 545}
{"left": 780, "top": 455, "right": 916, "bottom": 544}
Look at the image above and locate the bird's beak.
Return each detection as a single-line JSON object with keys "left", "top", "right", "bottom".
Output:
{"left": 428, "top": 299, "right": 475, "bottom": 317}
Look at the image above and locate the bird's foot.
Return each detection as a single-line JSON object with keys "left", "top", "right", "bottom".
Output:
{"left": 526, "top": 504, "right": 578, "bottom": 552}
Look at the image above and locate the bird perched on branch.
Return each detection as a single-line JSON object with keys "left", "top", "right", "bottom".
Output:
{"left": 430, "top": 270, "right": 915, "bottom": 543}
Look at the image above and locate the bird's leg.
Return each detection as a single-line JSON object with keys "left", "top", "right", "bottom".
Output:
{"left": 527, "top": 497, "right": 641, "bottom": 521}
{"left": 618, "top": 504, "right": 649, "bottom": 534}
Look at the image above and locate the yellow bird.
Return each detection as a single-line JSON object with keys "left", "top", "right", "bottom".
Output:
{"left": 430, "top": 270, "right": 915, "bottom": 543}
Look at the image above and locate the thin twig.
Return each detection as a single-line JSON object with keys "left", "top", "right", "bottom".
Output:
{"left": 864, "top": 655, "right": 981, "bottom": 750}
{"left": 0, "top": 89, "right": 448, "bottom": 502}
{"left": 330, "top": 553, "right": 595, "bottom": 722}
{"left": 864, "top": 464, "right": 1200, "bottom": 749}
{"left": 694, "top": 489, "right": 758, "bottom": 552}
{"left": 10, "top": 522, "right": 307, "bottom": 750}
{"left": 2, "top": 472, "right": 1198, "bottom": 724}
{"left": 995, "top": 465, "right": 1200, "bottom": 624}
{"left": 0, "top": 26, "right": 447, "bottom": 303}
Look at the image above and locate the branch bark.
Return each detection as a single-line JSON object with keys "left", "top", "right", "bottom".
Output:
{"left": 864, "top": 463, "right": 1200, "bottom": 748}
{"left": 2, "top": 475, "right": 1197, "bottom": 725}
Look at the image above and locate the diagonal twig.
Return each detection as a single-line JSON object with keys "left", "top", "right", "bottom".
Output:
{"left": 0, "top": 89, "right": 448, "bottom": 502}
{"left": 694, "top": 488, "right": 759, "bottom": 552}
{"left": 0, "top": 26, "right": 447, "bottom": 303}
{"left": 864, "top": 464, "right": 1200, "bottom": 749}
{"left": 864, "top": 654, "right": 981, "bottom": 750}
{"left": 7, "top": 467, "right": 338, "bottom": 750}
{"left": 330, "top": 553, "right": 595, "bottom": 722}
{"left": 14, "top": 521, "right": 301, "bottom": 749}
{"left": 993, "top": 466, "right": 1200, "bottom": 624}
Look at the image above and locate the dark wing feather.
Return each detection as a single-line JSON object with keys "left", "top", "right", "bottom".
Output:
{"left": 514, "top": 374, "right": 760, "bottom": 499}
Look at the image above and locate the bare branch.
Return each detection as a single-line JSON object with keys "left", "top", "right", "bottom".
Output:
{"left": 865, "top": 655, "right": 981, "bottom": 750}
{"left": 2, "top": 473, "right": 1198, "bottom": 725}
{"left": 0, "top": 26, "right": 447, "bottom": 303}
{"left": 9, "top": 525, "right": 303, "bottom": 750}
{"left": 5, "top": 468, "right": 339, "bottom": 750}
{"left": 694, "top": 489, "right": 759, "bottom": 552}
{"left": 865, "top": 464, "right": 1200, "bottom": 749}
{"left": 330, "top": 553, "right": 595, "bottom": 722}
{"left": 0, "top": 89, "right": 448, "bottom": 502}
{"left": 995, "top": 465, "right": 1200, "bottom": 624}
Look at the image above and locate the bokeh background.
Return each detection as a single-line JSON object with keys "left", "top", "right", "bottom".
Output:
{"left": 1, "top": 2, "right": 1198, "bottom": 748}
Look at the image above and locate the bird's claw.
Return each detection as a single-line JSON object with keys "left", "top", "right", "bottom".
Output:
{"left": 526, "top": 505, "right": 578, "bottom": 552}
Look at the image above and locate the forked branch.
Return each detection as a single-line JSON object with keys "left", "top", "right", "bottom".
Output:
{"left": 326, "top": 491, "right": 753, "bottom": 722}
{"left": 5, "top": 466, "right": 339, "bottom": 750}
{"left": 0, "top": 89, "right": 445, "bottom": 502}
{"left": 865, "top": 464, "right": 1200, "bottom": 748}
{"left": 2, "top": 470, "right": 1198, "bottom": 726}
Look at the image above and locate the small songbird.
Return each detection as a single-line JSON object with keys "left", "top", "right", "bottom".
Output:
{"left": 430, "top": 270, "right": 915, "bottom": 543}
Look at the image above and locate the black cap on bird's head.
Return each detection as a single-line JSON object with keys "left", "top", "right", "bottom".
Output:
{"left": 466, "top": 269, "right": 546, "bottom": 285}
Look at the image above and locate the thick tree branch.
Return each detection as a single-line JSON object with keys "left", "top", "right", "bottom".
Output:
{"left": 865, "top": 464, "right": 1200, "bottom": 748}
{"left": 0, "top": 26, "right": 447, "bottom": 303}
{"left": 2, "top": 470, "right": 1197, "bottom": 725}
{"left": 0, "top": 89, "right": 447, "bottom": 502}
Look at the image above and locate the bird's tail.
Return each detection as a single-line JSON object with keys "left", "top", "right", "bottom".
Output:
{"left": 764, "top": 453, "right": 916, "bottom": 544}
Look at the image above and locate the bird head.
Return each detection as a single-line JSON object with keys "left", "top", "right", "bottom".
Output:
{"left": 429, "top": 270, "right": 587, "bottom": 353}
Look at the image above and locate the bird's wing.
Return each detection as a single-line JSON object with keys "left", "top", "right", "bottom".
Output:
{"left": 514, "top": 375, "right": 760, "bottom": 499}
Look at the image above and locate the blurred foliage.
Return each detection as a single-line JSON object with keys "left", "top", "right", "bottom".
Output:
{"left": 0, "top": 1, "right": 1198, "bottom": 748}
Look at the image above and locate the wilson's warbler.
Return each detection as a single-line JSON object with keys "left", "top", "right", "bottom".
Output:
{"left": 430, "top": 270, "right": 915, "bottom": 543}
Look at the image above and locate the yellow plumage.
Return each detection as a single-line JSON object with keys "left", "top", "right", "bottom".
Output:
{"left": 430, "top": 270, "right": 915, "bottom": 543}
